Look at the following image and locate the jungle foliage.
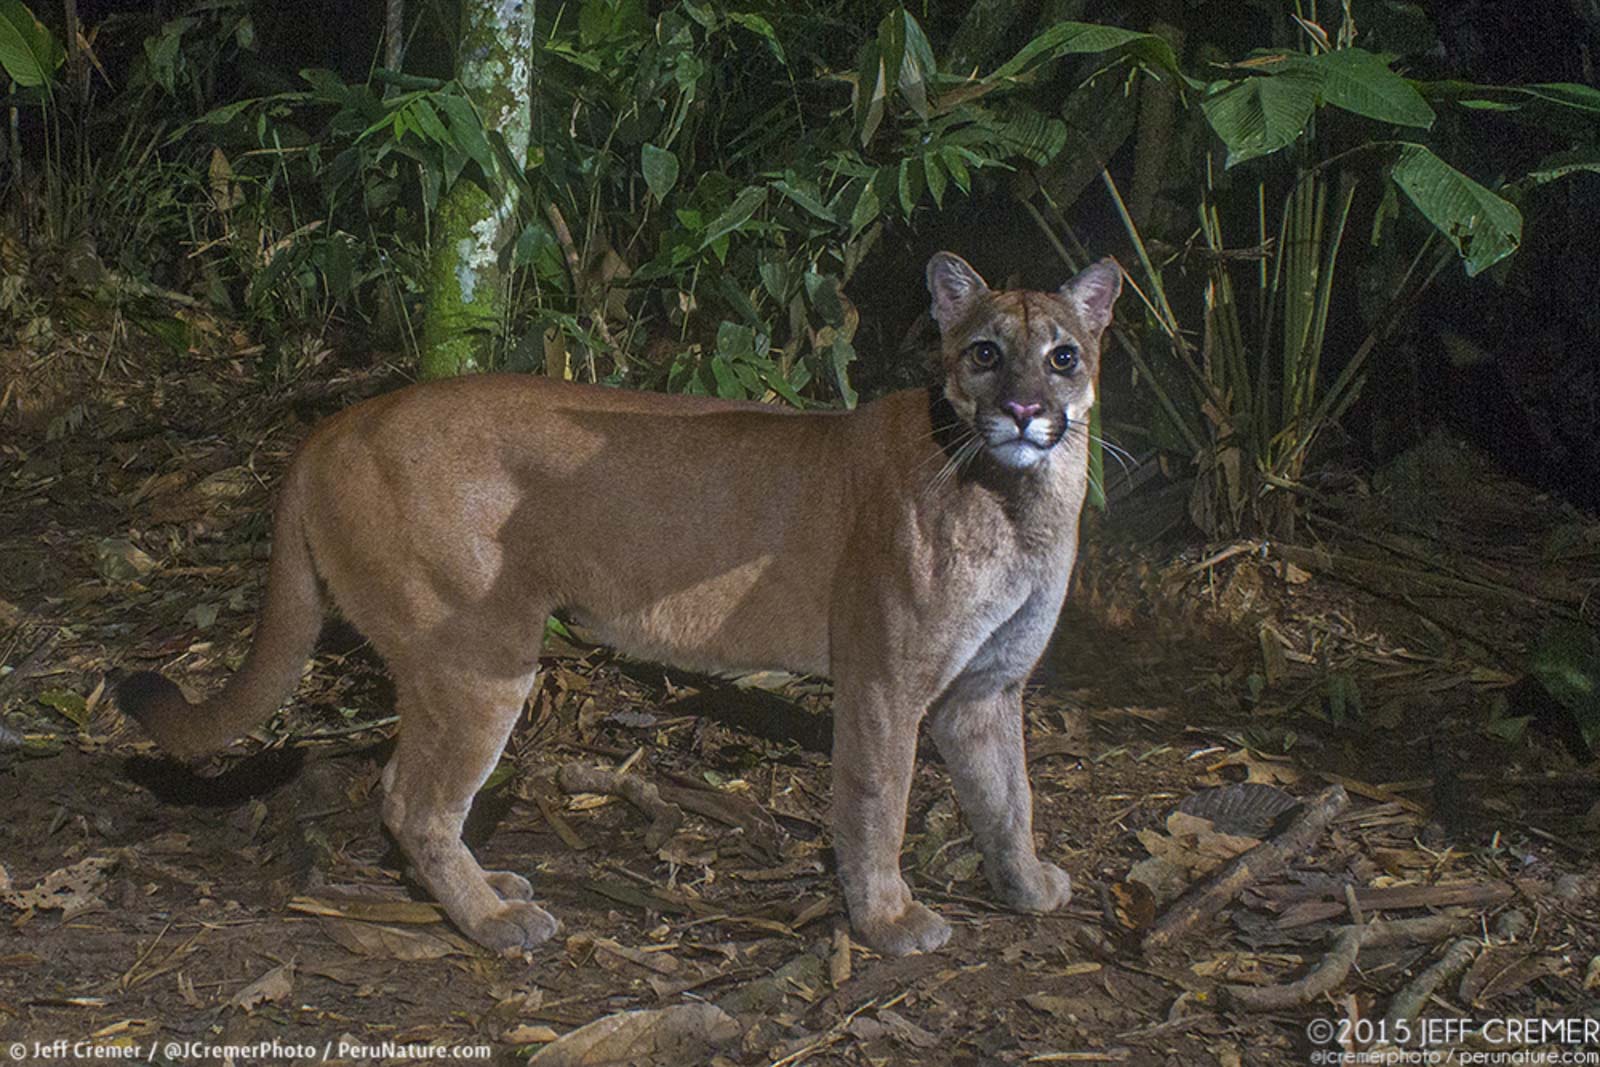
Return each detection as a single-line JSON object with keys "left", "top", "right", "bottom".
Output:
{"left": 2, "top": 0, "right": 1597, "bottom": 534}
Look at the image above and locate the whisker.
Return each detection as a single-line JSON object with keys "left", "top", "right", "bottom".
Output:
{"left": 1065, "top": 423, "right": 1139, "bottom": 481}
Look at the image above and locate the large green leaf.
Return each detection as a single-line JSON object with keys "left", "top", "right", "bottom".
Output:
{"left": 1390, "top": 145, "right": 1521, "bottom": 276}
{"left": 0, "top": 0, "right": 62, "bottom": 90}
{"left": 1202, "top": 73, "right": 1320, "bottom": 167}
{"left": 695, "top": 185, "right": 766, "bottom": 253}
{"left": 641, "top": 143, "right": 680, "bottom": 201}
{"left": 1529, "top": 621, "right": 1600, "bottom": 752}
{"left": 991, "top": 21, "right": 1183, "bottom": 82}
{"left": 1296, "top": 48, "right": 1433, "bottom": 127}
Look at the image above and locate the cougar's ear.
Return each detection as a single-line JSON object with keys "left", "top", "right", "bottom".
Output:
{"left": 1060, "top": 257, "right": 1123, "bottom": 334}
{"left": 926, "top": 252, "right": 989, "bottom": 333}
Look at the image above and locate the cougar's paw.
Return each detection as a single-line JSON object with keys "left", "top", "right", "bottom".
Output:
{"left": 484, "top": 870, "right": 535, "bottom": 901}
{"left": 854, "top": 901, "right": 952, "bottom": 957}
{"left": 995, "top": 859, "right": 1072, "bottom": 913}
{"left": 467, "top": 901, "right": 561, "bottom": 955}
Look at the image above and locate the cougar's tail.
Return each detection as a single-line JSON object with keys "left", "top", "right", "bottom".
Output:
{"left": 118, "top": 468, "right": 323, "bottom": 760}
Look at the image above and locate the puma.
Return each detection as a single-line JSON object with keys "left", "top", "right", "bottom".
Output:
{"left": 119, "top": 252, "right": 1122, "bottom": 957}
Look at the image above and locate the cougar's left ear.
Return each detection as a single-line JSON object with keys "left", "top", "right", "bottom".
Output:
{"left": 1060, "top": 257, "right": 1123, "bottom": 334}
{"left": 926, "top": 252, "right": 990, "bottom": 333}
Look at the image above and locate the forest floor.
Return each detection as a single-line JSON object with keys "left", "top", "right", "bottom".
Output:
{"left": 2, "top": 333, "right": 1598, "bottom": 1067}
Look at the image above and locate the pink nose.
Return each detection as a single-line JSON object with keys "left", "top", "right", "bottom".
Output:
{"left": 1003, "top": 401, "right": 1043, "bottom": 428}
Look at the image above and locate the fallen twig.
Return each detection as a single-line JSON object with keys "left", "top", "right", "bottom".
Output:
{"left": 1380, "top": 935, "right": 1480, "bottom": 1039}
{"left": 558, "top": 762, "right": 684, "bottom": 850}
{"left": 1222, "top": 914, "right": 1470, "bottom": 1011}
{"left": 1141, "top": 785, "right": 1348, "bottom": 955}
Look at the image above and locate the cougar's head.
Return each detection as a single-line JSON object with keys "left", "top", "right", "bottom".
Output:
{"left": 927, "top": 253, "right": 1122, "bottom": 471}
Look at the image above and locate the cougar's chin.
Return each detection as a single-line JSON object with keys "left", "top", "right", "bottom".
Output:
{"left": 978, "top": 416, "right": 1062, "bottom": 469}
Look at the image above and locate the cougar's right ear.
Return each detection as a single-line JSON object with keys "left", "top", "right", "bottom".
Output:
{"left": 926, "top": 253, "right": 989, "bottom": 333}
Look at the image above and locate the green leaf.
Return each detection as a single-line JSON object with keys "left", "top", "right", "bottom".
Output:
{"left": 1295, "top": 48, "right": 1433, "bottom": 127}
{"left": 1523, "top": 146, "right": 1600, "bottom": 186}
{"left": 1390, "top": 144, "right": 1521, "bottom": 275}
{"left": 1529, "top": 621, "right": 1600, "bottom": 751}
{"left": 847, "top": 178, "right": 881, "bottom": 237}
{"left": 641, "top": 143, "right": 680, "bottom": 201}
{"left": 924, "top": 152, "right": 948, "bottom": 207}
{"left": 696, "top": 186, "right": 766, "bottom": 253}
{"left": 726, "top": 12, "right": 785, "bottom": 65}
{"left": 0, "top": 0, "right": 62, "bottom": 91}
{"left": 1086, "top": 401, "right": 1105, "bottom": 510}
{"left": 991, "top": 21, "right": 1182, "bottom": 82}
{"left": 772, "top": 176, "right": 834, "bottom": 222}
{"left": 895, "top": 9, "right": 935, "bottom": 119}
{"left": 941, "top": 145, "right": 971, "bottom": 193}
{"left": 38, "top": 688, "right": 88, "bottom": 729}
{"left": 804, "top": 271, "right": 846, "bottom": 327}
{"left": 437, "top": 93, "right": 494, "bottom": 177}
{"left": 897, "top": 157, "right": 920, "bottom": 217}
{"left": 855, "top": 41, "right": 887, "bottom": 147}
{"left": 709, "top": 355, "right": 745, "bottom": 399}
{"left": 1202, "top": 73, "right": 1321, "bottom": 167}
{"left": 830, "top": 336, "right": 858, "bottom": 408}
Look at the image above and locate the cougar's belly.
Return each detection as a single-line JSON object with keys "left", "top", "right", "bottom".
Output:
{"left": 568, "top": 553, "right": 833, "bottom": 677}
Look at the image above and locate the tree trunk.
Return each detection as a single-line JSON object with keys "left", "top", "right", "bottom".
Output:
{"left": 419, "top": 0, "right": 535, "bottom": 379}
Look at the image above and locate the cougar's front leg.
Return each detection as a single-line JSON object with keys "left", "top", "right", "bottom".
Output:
{"left": 830, "top": 679, "right": 951, "bottom": 956}
{"left": 928, "top": 681, "right": 1071, "bottom": 913}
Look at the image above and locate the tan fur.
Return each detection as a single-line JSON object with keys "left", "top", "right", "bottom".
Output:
{"left": 119, "top": 253, "right": 1122, "bottom": 957}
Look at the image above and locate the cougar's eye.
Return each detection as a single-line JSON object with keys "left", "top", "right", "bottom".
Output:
{"left": 968, "top": 341, "right": 1001, "bottom": 370}
{"left": 1048, "top": 344, "right": 1080, "bottom": 374}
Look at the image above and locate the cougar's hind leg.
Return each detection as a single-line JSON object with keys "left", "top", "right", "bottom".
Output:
{"left": 382, "top": 666, "right": 556, "bottom": 953}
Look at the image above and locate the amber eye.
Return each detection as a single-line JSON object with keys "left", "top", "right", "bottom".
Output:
{"left": 969, "top": 341, "right": 1002, "bottom": 370}
{"left": 1049, "top": 344, "right": 1080, "bottom": 374}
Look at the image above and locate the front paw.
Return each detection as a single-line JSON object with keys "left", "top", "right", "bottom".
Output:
{"left": 467, "top": 901, "right": 561, "bottom": 955}
{"left": 854, "top": 900, "right": 952, "bottom": 957}
{"left": 993, "top": 858, "right": 1072, "bottom": 913}
{"left": 485, "top": 870, "right": 535, "bottom": 901}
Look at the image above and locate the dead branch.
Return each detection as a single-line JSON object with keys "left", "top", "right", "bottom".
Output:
{"left": 1141, "top": 785, "right": 1349, "bottom": 955}
{"left": 1381, "top": 935, "right": 1481, "bottom": 1037}
{"left": 1222, "top": 915, "right": 1471, "bottom": 1012}
{"left": 558, "top": 762, "right": 684, "bottom": 850}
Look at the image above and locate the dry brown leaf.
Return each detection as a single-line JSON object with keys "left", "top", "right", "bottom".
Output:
{"left": 289, "top": 896, "right": 443, "bottom": 925}
{"left": 506, "top": 1025, "right": 561, "bottom": 1045}
{"left": 1459, "top": 948, "right": 1567, "bottom": 1007}
{"left": 525, "top": 1003, "right": 741, "bottom": 1066}
{"left": 1025, "top": 993, "right": 1076, "bottom": 1019}
{"left": 230, "top": 961, "right": 294, "bottom": 1011}
{"left": 318, "top": 917, "right": 467, "bottom": 961}
{"left": 1204, "top": 749, "right": 1303, "bottom": 787}
{"left": 1, "top": 856, "right": 115, "bottom": 916}
{"left": 1136, "top": 811, "right": 1259, "bottom": 879}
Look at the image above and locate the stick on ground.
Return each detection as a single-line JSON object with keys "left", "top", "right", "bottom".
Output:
{"left": 1222, "top": 915, "right": 1471, "bottom": 1012}
{"left": 1141, "top": 785, "right": 1349, "bottom": 955}
{"left": 558, "top": 762, "right": 685, "bottom": 850}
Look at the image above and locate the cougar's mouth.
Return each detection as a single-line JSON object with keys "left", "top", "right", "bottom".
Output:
{"left": 978, "top": 414, "right": 1066, "bottom": 469}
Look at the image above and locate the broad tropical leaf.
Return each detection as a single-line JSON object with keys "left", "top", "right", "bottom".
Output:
{"left": 1295, "top": 48, "right": 1433, "bottom": 127}
{"left": 991, "top": 21, "right": 1184, "bottom": 82}
{"left": 1202, "top": 73, "right": 1320, "bottom": 167}
{"left": 1390, "top": 145, "right": 1521, "bottom": 276}
{"left": 0, "top": 0, "right": 60, "bottom": 92}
